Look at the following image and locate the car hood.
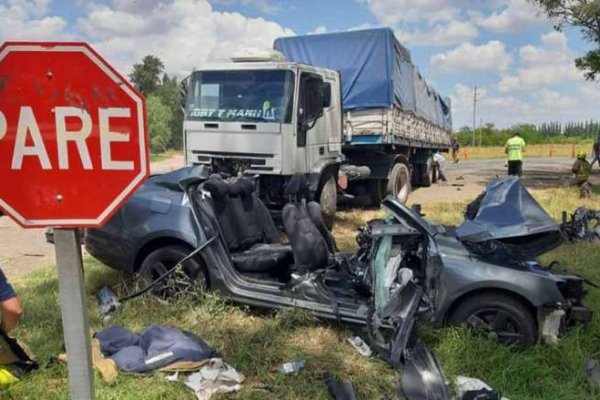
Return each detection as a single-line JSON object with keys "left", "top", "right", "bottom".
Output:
{"left": 456, "top": 177, "right": 563, "bottom": 258}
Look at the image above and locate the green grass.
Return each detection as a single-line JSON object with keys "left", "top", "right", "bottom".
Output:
{"left": 2, "top": 186, "right": 600, "bottom": 399}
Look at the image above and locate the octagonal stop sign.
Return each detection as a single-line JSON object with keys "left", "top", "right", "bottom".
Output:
{"left": 0, "top": 42, "right": 149, "bottom": 228}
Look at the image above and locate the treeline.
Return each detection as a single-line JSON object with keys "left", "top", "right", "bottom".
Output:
{"left": 129, "top": 55, "right": 183, "bottom": 153}
{"left": 457, "top": 122, "right": 599, "bottom": 147}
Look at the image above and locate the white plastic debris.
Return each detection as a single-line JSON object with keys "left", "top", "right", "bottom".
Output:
{"left": 541, "top": 309, "right": 565, "bottom": 344}
{"left": 454, "top": 376, "right": 511, "bottom": 400}
{"left": 185, "top": 358, "right": 244, "bottom": 400}
{"left": 347, "top": 336, "right": 372, "bottom": 357}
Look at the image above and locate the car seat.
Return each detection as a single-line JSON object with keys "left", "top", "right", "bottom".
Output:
{"left": 282, "top": 175, "right": 337, "bottom": 271}
{"left": 203, "top": 175, "right": 293, "bottom": 275}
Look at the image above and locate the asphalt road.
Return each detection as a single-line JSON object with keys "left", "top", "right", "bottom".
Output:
{"left": 0, "top": 156, "right": 594, "bottom": 279}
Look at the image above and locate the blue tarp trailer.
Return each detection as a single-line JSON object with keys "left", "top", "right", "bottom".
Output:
{"left": 274, "top": 28, "right": 451, "bottom": 131}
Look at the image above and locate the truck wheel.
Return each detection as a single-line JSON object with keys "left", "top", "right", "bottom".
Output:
{"left": 387, "top": 163, "right": 411, "bottom": 203}
{"left": 419, "top": 157, "right": 434, "bottom": 187}
{"left": 139, "top": 245, "right": 207, "bottom": 299}
{"left": 319, "top": 175, "right": 337, "bottom": 229}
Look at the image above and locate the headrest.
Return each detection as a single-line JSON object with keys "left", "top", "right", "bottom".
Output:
{"left": 284, "top": 174, "right": 310, "bottom": 199}
{"left": 203, "top": 175, "right": 229, "bottom": 200}
{"left": 230, "top": 178, "right": 255, "bottom": 197}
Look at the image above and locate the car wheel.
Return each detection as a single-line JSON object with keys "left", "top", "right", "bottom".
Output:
{"left": 139, "top": 245, "right": 207, "bottom": 299}
{"left": 448, "top": 293, "right": 537, "bottom": 346}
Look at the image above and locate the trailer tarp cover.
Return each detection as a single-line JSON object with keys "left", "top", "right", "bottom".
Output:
{"left": 273, "top": 28, "right": 451, "bottom": 129}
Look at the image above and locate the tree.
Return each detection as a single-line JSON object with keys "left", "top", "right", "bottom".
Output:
{"left": 146, "top": 94, "right": 173, "bottom": 153}
{"left": 129, "top": 55, "right": 165, "bottom": 96}
{"left": 530, "top": 0, "right": 600, "bottom": 80}
{"left": 156, "top": 73, "right": 184, "bottom": 149}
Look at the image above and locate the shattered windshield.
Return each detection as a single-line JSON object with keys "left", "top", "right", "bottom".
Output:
{"left": 185, "top": 70, "right": 295, "bottom": 123}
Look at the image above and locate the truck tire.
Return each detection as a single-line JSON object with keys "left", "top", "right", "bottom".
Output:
{"left": 387, "top": 163, "right": 411, "bottom": 203}
{"left": 319, "top": 175, "right": 337, "bottom": 229}
{"left": 419, "top": 157, "right": 434, "bottom": 187}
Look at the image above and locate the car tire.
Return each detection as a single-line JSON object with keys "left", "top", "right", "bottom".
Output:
{"left": 139, "top": 245, "right": 207, "bottom": 299}
{"left": 387, "top": 163, "right": 411, "bottom": 204}
{"left": 448, "top": 292, "right": 537, "bottom": 346}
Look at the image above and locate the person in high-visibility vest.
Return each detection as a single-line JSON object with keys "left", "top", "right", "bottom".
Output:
{"left": 504, "top": 132, "right": 526, "bottom": 177}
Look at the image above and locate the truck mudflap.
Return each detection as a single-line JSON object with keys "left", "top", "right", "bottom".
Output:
{"left": 398, "top": 340, "right": 451, "bottom": 400}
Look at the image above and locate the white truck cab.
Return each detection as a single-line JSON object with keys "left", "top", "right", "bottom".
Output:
{"left": 183, "top": 55, "right": 342, "bottom": 220}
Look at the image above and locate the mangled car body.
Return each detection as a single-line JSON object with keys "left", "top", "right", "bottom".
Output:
{"left": 85, "top": 169, "right": 591, "bottom": 395}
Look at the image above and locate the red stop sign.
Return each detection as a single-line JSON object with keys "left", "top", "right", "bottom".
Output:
{"left": 0, "top": 42, "right": 149, "bottom": 228}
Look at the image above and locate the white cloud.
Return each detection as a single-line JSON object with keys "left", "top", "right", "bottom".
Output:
{"left": 541, "top": 30, "right": 568, "bottom": 48}
{"left": 397, "top": 20, "right": 478, "bottom": 47}
{"left": 209, "top": 0, "right": 280, "bottom": 14}
{"left": 475, "top": 0, "right": 544, "bottom": 33}
{"left": 0, "top": 0, "right": 68, "bottom": 40}
{"left": 430, "top": 41, "right": 513, "bottom": 73}
{"left": 497, "top": 31, "right": 581, "bottom": 92}
{"left": 74, "top": 0, "right": 293, "bottom": 76}
{"left": 310, "top": 26, "right": 327, "bottom": 34}
{"left": 364, "top": 0, "right": 460, "bottom": 25}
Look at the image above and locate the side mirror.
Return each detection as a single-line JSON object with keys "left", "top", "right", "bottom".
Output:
{"left": 321, "top": 82, "right": 331, "bottom": 108}
{"left": 179, "top": 77, "right": 190, "bottom": 113}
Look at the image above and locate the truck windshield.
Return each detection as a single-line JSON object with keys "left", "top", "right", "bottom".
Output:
{"left": 185, "top": 70, "right": 295, "bottom": 123}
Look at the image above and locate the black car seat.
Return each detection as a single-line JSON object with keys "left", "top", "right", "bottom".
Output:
{"left": 282, "top": 175, "right": 336, "bottom": 271}
{"left": 203, "top": 175, "right": 292, "bottom": 275}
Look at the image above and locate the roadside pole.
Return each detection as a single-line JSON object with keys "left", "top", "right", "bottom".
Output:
{"left": 54, "top": 229, "right": 95, "bottom": 399}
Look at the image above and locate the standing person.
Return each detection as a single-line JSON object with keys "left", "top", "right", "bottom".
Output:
{"left": 451, "top": 138, "right": 460, "bottom": 163}
{"left": 433, "top": 151, "right": 447, "bottom": 184}
{"left": 504, "top": 132, "right": 526, "bottom": 177}
{"left": 591, "top": 136, "right": 600, "bottom": 171}
{"left": 572, "top": 151, "right": 592, "bottom": 198}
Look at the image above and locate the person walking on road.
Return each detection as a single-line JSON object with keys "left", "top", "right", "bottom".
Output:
{"left": 451, "top": 138, "right": 460, "bottom": 163}
{"left": 572, "top": 151, "right": 592, "bottom": 198}
{"left": 591, "top": 136, "right": 600, "bottom": 171}
{"left": 505, "top": 132, "right": 526, "bottom": 177}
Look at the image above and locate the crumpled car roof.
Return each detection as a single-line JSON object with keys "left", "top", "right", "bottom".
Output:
{"left": 456, "top": 177, "right": 562, "bottom": 254}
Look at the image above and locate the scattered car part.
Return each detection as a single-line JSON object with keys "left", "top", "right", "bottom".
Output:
{"left": 455, "top": 376, "right": 503, "bottom": 400}
{"left": 346, "top": 336, "right": 372, "bottom": 357}
{"left": 324, "top": 372, "right": 357, "bottom": 400}
{"left": 397, "top": 340, "right": 451, "bottom": 400}
{"left": 560, "top": 208, "right": 600, "bottom": 243}
{"left": 584, "top": 357, "right": 600, "bottom": 390}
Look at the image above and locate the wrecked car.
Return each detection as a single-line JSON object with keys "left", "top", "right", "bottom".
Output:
{"left": 85, "top": 168, "right": 591, "bottom": 358}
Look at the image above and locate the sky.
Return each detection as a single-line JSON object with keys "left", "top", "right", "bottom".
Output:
{"left": 1, "top": 0, "right": 599, "bottom": 129}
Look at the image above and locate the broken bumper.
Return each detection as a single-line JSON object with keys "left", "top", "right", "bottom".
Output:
{"left": 398, "top": 340, "right": 451, "bottom": 400}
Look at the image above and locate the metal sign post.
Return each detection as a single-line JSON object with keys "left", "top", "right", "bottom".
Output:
{"left": 54, "top": 229, "right": 95, "bottom": 399}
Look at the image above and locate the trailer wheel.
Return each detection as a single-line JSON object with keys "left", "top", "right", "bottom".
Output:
{"left": 319, "top": 175, "right": 337, "bottom": 229}
{"left": 387, "top": 163, "right": 411, "bottom": 203}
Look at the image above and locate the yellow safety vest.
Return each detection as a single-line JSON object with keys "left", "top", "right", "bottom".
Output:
{"left": 506, "top": 137, "right": 526, "bottom": 161}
